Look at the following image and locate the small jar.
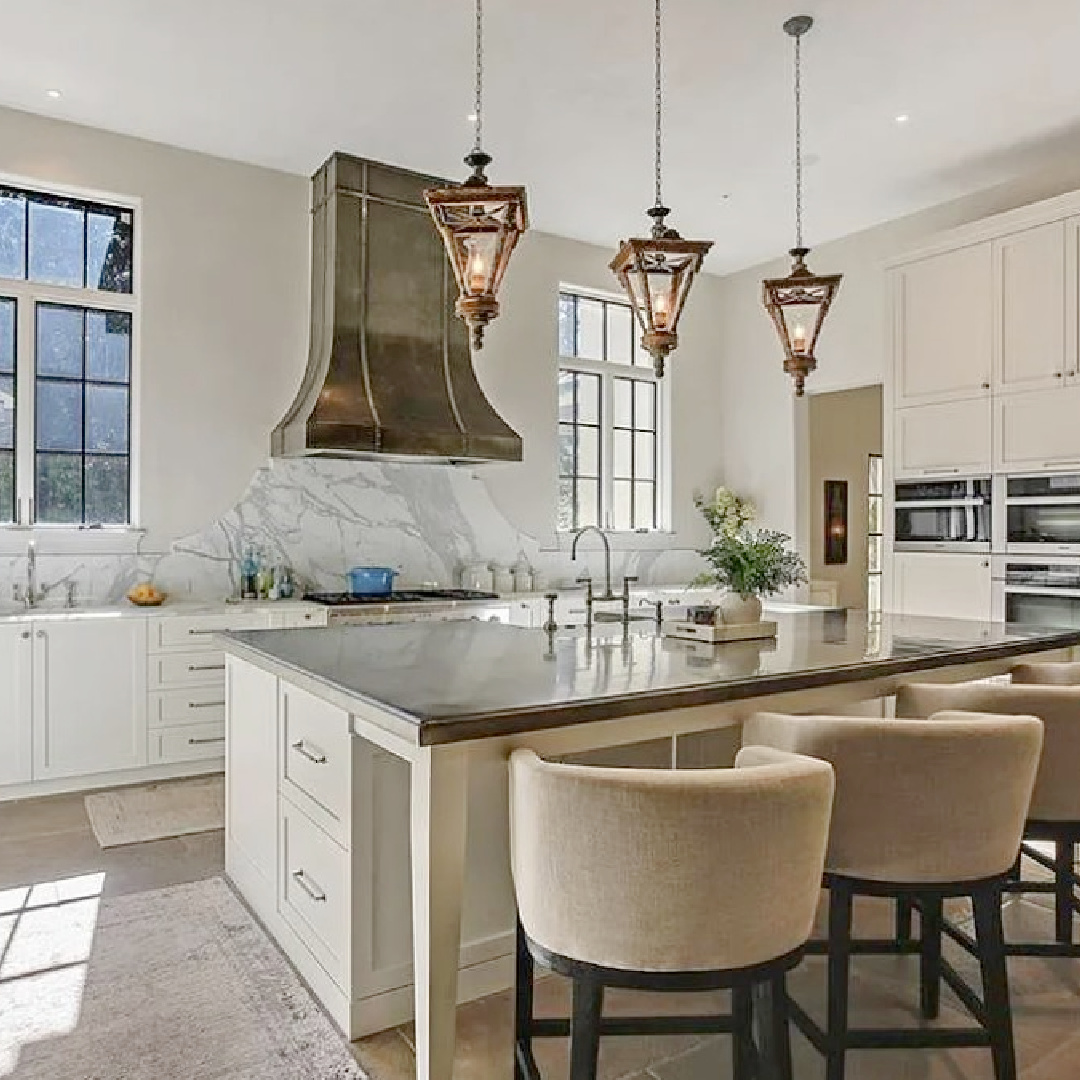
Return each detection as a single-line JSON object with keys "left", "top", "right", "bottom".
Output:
{"left": 492, "top": 565, "right": 515, "bottom": 594}
{"left": 512, "top": 561, "right": 534, "bottom": 593}
{"left": 465, "top": 562, "right": 494, "bottom": 592}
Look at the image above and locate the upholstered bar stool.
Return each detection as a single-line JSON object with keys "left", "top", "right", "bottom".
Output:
{"left": 742, "top": 711, "right": 1043, "bottom": 1080}
{"left": 898, "top": 673, "right": 1080, "bottom": 955}
{"left": 508, "top": 746, "right": 835, "bottom": 1080}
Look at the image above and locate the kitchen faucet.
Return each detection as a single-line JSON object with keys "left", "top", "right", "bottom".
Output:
{"left": 571, "top": 525, "right": 615, "bottom": 599}
{"left": 17, "top": 540, "right": 68, "bottom": 609}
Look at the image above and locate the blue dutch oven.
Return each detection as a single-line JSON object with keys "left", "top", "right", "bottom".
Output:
{"left": 346, "top": 566, "right": 398, "bottom": 596}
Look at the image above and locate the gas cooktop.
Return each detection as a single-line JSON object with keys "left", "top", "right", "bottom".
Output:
{"left": 305, "top": 589, "right": 500, "bottom": 606}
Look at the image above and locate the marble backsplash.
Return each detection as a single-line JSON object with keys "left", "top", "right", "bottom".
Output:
{"left": 0, "top": 458, "right": 708, "bottom": 605}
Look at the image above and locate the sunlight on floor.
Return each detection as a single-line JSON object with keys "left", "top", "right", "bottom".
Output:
{"left": 0, "top": 872, "right": 105, "bottom": 1077}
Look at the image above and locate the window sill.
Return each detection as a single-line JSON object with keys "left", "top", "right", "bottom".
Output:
{"left": 0, "top": 526, "right": 146, "bottom": 556}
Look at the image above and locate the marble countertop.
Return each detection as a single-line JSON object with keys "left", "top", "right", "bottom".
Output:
{"left": 221, "top": 610, "right": 1080, "bottom": 745}
{"left": 0, "top": 598, "right": 324, "bottom": 624}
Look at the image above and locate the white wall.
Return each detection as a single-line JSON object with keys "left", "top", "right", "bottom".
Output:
{"left": 714, "top": 157, "right": 1080, "bottom": 555}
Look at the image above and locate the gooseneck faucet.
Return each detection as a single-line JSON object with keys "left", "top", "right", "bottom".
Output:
{"left": 570, "top": 526, "right": 615, "bottom": 600}
{"left": 26, "top": 540, "right": 37, "bottom": 609}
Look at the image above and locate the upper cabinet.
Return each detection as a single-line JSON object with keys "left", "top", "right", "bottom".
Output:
{"left": 893, "top": 243, "right": 993, "bottom": 407}
{"left": 994, "top": 221, "right": 1069, "bottom": 394}
{"left": 995, "top": 383, "right": 1080, "bottom": 472}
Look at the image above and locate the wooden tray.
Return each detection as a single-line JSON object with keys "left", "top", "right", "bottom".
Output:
{"left": 663, "top": 619, "right": 778, "bottom": 643}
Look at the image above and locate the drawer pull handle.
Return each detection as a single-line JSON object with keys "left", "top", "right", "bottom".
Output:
{"left": 188, "top": 628, "right": 215, "bottom": 636}
{"left": 189, "top": 700, "right": 226, "bottom": 709}
{"left": 187, "top": 663, "right": 226, "bottom": 672}
{"left": 291, "top": 740, "right": 327, "bottom": 765}
{"left": 291, "top": 870, "right": 327, "bottom": 902}
{"left": 188, "top": 736, "right": 225, "bottom": 745}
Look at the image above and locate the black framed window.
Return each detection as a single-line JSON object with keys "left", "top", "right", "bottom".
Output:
{"left": 35, "top": 304, "right": 131, "bottom": 525}
{"left": 558, "top": 290, "right": 664, "bottom": 531}
{"left": 0, "top": 298, "right": 14, "bottom": 524}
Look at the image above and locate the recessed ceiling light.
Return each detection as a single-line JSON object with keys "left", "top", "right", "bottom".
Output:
{"left": 895, "top": 113, "right": 910, "bottom": 124}
{"left": 46, "top": 88, "right": 62, "bottom": 99}
{"left": 466, "top": 112, "right": 478, "bottom": 123}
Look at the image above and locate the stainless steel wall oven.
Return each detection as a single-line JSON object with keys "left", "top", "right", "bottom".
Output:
{"left": 894, "top": 477, "right": 991, "bottom": 551}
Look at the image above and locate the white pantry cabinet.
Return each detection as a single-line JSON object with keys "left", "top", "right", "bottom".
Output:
{"left": 894, "top": 244, "right": 993, "bottom": 407}
{"left": 994, "top": 221, "right": 1069, "bottom": 394}
{"left": 892, "top": 551, "right": 993, "bottom": 621}
{"left": 0, "top": 624, "right": 32, "bottom": 786}
{"left": 32, "top": 618, "right": 148, "bottom": 781}
{"left": 995, "top": 384, "right": 1080, "bottom": 472}
{"left": 894, "top": 397, "right": 992, "bottom": 478}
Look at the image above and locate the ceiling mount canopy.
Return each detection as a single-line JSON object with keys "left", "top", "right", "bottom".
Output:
{"left": 762, "top": 13, "right": 842, "bottom": 397}
{"left": 424, "top": 0, "right": 528, "bottom": 350}
{"left": 610, "top": 0, "right": 713, "bottom": 379}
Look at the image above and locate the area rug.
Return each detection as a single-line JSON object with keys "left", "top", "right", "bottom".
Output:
{"left": 0, "top": 876, "right": 367, "bottom": 1079}
{"left": 84, "top": 775, "right": 224, "bottom": 848}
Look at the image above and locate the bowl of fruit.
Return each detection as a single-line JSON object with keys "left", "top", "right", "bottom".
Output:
{"left": 127, "top": 582, "right": 167, "bottom": 607}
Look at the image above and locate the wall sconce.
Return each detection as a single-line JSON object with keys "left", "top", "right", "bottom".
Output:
{"left": 824, "top": 479, "right": 848, "bottom": 565}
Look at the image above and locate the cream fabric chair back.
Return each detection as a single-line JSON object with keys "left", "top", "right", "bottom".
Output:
{"left": 1012, "top": 660, "right": 1080, "bottom": 686}
{"left": 897, "top": 681, "right": 1080, "bottom": 821}
{"left": 742, "top": 712, "right": 1043, "bottom": 884}
{"left": 509, "top": 747, "right": 834, "bottom": 974}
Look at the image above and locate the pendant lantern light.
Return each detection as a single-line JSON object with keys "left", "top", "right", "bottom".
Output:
{"left": 762, "top": 14, "right": 842, "bottom": 396}
{"left": 610, "top": 0, "right": 713, "bottom": 378}
{"left": 425, "top": 0, "right": 528, "bottom": 350}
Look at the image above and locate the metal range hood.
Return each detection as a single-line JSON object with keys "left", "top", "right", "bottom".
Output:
{"left": 272, "top": 153, "right": 522, "bottom": 462}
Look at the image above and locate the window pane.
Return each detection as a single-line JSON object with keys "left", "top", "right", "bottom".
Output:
{"left": 86, "top": 310, "right": 131, "bottom": 382}
{"left": 613, "top": 378, "right": 632, "bottom": 427}
{"left": 613, "top": 429, "right": 632, "bottom": 479}
{"left": 37, "top": 306, "right": 84, "bottom": 377}
{"left": 577, "top": 425, "right": 599, "bottom": 477}
{"left": 36, "top": 380, "right": 83, "bottom": 451}
{"left": 576, "top": 478, "right": 599, "bottom": 528}
{"left": 0, "top": 193, "right": 26, "bottom": 280}
{"left": 29, "top": 199, "right": 85, "bottom": 287}
{"left": 36, "top": 453, "right": 83, "bottom": 524}
{"left": 86, "top": 384, "right": 128, "bottom": 453}
{"left": 575, "top": 298, "right": 603, "bottom": 361}
{"left": 85, "top": 455, "right": 129, "bottom": 524}
{"left": 868, "top": 455, "right": 884, "bottom": 496}
{"left": 0, "top": 375, "right": 13, "bottom": 450}
{"left": 634, "top": 482, "right": 656, "bottom": 530}
{"left": 576, "top": 372, "right": 600, "bottom": 425}
{"left": 869, "top": 494, "right": 883, "bottom": 535}
{"left": 558, "top": 423, "right": 575, "bottom": 476}
{"left": 557, "top": 478, "right": 575, "bottom": 531}
{"left": 605, "top": 303, "right": 632, "bottom": 365}
{"left": 0, "top": 298, "right": 13, "bottom": 374}
{"left": 558, "top": 370, "right": 575, "bottom": 422}
{"left": 634, "top": 381, "right": 656, "bottom": 429}
{"left": 558, "top": 294, "right": 576, "bottom": 357}
{"left": 0, "top": 450, "right": 12, "bottom": 523}
{"left": 632, "top": 331, "right": 652, "bottom": 368}
{"left": 869, "top": 534, "right": 883, "bottom": 574}
{"left": 87, "top": 210, "right": 133, "bottom": 294}
{"left": 612, "top": 479, "right": 632, "bottom": 531}
{"left": 635, "top": 431, "right": 656, "bottom": 480}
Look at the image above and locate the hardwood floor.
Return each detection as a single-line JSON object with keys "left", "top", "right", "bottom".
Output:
{"left": 3, "top": 787, "right": 1080, "bottom": 1079}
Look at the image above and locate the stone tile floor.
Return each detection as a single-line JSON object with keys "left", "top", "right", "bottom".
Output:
{"left": 2, "top": 787, "right": 1080, "bottom": 1079}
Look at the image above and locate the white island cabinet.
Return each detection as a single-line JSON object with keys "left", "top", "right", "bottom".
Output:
{"left": 0, "top": 623, "right": 32, "bottom": 786}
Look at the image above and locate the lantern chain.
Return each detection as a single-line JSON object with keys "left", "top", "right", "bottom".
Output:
{"left": 654, "top": 0, "right": 663, "bottom": 211}
{"left": 793, "top": 29, "right": 803, "bottom": 249}
{"left": 473, "top": 0, "right": 484, "bottom": 154}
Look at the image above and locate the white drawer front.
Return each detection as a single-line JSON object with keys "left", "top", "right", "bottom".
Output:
{"left": 150, "top": 687, "right": 227, "bottom": 728}
{"left": 153, "top": 612, "right": 269, "bottom": 651}
{"left": 268, "top": 607, "right": 328, "bottom": 629}
{"left": 148, "top": 721, "right": 226, "bottom": 764}
{"left": 280, "top": 799, "right": 349, "bottom": 987}
{"left": 281, "top": 684, "right": 351, "bottom": 831}
{"left": 149, "top": 650, "right": 227, "bottom": 689}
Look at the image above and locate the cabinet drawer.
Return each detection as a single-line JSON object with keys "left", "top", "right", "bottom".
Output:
{"left": 149, "top": 649, "right": 227, "bottom": 690}
{"left": 150, "top": 687, "right": 227, "bottom": 728}
{"left": 152, "top": 612, "right": 269, "bottom": 651}
{"left": 148, "top": 721, "right": 226, "bottom": 764}
{"left": 995, "top": 385, "right": 1080, "bottom": 471}
{"left": 280, "top": 798, "right": 349, "bottom": 988}
{"left": 280, "top": 684, "right": 351, "bottom": 835}
{"left": 894, "top": 397, "right": 992, "bottom": 477}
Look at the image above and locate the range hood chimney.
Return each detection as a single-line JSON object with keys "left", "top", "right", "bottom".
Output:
{"left": 272, "top": 153, "right": 522, "bottom": 462}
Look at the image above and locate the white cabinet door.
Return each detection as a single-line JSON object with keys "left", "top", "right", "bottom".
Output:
{"left": 994, "top": 221, "right": 1068, "bottom": 393}
{"left": 0, "top": 624, "right": 32, "bottom": 786}
{"left": 892, "top": 551, "right": 992, "bottom": 620}
{"left": 894, "top": 397, "right": 992, "bottom": 478}
{"left": 32, "top": 618, "right": 148, "bottom": 781}
{"left": 894, "top": 244, "right": 993, "bottom": 406}
{"left": 995, "top": 384, "right": 1080, "bottom": 472}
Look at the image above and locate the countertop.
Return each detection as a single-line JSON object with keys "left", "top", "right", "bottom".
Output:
{"left": 0, "top": 598, "right": 325, "bottom": 624}
{"left": 221, "top": 610, "right": 1080, "bottom": 745}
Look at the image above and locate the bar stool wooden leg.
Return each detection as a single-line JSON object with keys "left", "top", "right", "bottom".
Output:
{"left": 569, "top": 978, "right": 604, "bottom": 1080}
{"left": 753, "top": 974, "right": 794, "bottom": 1080}
{"left": 973, "top": 884, "right": 1017, "bottom": 1080}
{"left": 919, "top": 894, "right": 943, "bottom": 1020}
{"left": 826, "top": 881, "right": 854, "bottom": 1080}
{"left": 1055, "top": 840, "right": 1074, "bottom": 946}
{"left": 895, "top": 896, "right": 914, "bottom": 945}
{"left": 732, "top": 984, "right": 755, "bottom": 1080}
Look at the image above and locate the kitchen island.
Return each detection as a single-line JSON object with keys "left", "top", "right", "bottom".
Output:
{"left": 220, "top": 610, "right": 1080, "bottom": 1080}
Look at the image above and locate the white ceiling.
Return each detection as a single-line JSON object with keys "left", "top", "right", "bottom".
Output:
{"left": 3, "top": 0, "right": 1080, "bottom": 273}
